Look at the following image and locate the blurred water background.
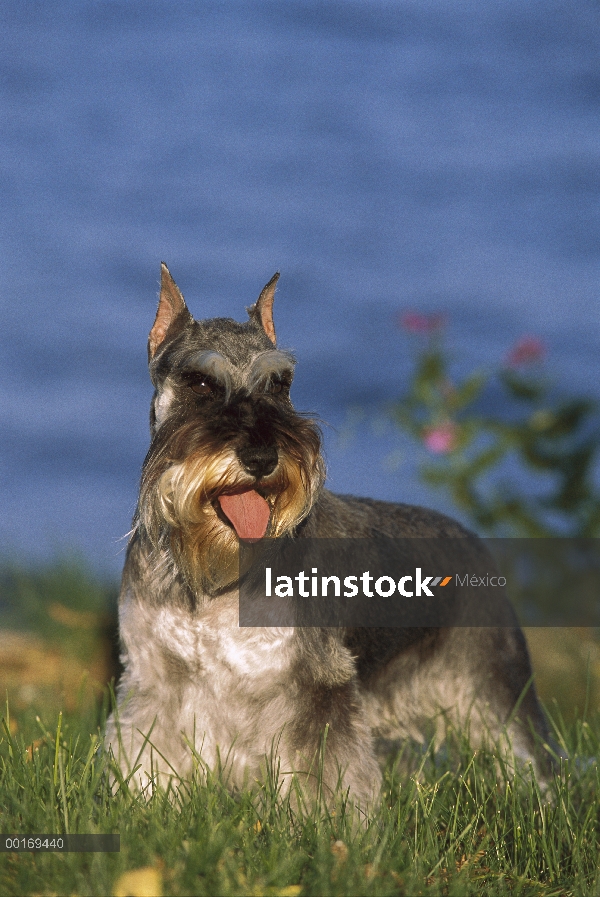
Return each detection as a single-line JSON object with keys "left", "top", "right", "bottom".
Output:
{"left": 2, "top": 0, "right": 600, "bottom": 574}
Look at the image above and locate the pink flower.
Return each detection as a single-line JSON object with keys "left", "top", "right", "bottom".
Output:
{"left": 505, "top": 336, "right": 546, "bottom": 368}
{"left": 423, "top": 422, "right": 458, "bottom": 454}
{"left": 399, "top": 311, "right": 446, "bottom": 334}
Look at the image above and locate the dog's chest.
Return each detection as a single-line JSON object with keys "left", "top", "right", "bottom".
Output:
{"left": 122, "top": 593, "right": 296, "bottom": 695}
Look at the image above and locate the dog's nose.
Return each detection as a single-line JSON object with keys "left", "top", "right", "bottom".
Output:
{"left": 238, "top": 445, "right": 278, "bottom": 479}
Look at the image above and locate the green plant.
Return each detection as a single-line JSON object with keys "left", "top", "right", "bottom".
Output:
{"left": 394, "top": 314, "right": 600, "bottom": 537}
{"left": 2, "top": 698, "right": 600, "bottom": 896}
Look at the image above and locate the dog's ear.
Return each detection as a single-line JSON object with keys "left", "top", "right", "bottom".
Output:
{"left": 149, "top": 263, "right": 193, "bottom": 359}
{"left": 247, "top": 272, "right": 279, "bottom": 345}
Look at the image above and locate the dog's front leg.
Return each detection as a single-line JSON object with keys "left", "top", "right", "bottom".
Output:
{"left": 282, "top": 631, "right": 382, "bottom": 810}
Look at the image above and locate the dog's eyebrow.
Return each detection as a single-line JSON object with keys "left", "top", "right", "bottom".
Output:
{"left": 179, "top": 351, "right": 234, "bottom": 389}
{"left": 247, "top": 350, "right": 296, "bottom": 388}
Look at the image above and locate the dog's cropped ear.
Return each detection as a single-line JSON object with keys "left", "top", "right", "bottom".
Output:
{"left": 149, "top": 263, "right": 194, "bottom": 359}
{"left": 247, "top": 272, "right": 280, "bottom": 345}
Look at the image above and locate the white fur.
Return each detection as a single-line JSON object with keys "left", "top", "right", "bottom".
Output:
{"left": 154, "top": 383, "right": 175, "bottom": 428}
{"left": 107, "top": 588, "right": 299, "bottom": 791}
{"left": 247, "top": 350, "right": 295, "bottom": 389}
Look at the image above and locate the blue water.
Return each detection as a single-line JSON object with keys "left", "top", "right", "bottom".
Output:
{"left": 1, "top": 0, "right": 599, "bottom": 573}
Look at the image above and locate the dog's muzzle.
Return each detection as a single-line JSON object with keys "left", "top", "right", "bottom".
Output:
{"left": 237, "top": 444, "right": 278, "bottom": 480}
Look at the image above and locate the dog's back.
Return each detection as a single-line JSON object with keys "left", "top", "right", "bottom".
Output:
{"left": 300, "top": 489, "right": 552, "bottom": 771}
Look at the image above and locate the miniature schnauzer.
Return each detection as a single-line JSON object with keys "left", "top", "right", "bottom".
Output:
{"left": 105, "top": 264, "right": 553, "bottom": 806}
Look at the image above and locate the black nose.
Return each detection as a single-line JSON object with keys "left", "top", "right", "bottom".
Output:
{"left": 238, "top": 445, "right": 278, "bottom": 479}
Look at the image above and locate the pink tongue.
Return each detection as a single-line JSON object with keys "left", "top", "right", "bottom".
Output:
{"left": 218, "top": 490, "right": 271, "bottom": 540}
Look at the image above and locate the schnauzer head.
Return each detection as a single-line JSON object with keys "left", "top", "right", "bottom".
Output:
{"left": 135, "top": 263, "right": 325, "bottom": 592}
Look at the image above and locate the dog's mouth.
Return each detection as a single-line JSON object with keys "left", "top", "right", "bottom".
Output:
{"left": 216, "top": 488, "right": 271, "bottom": 541}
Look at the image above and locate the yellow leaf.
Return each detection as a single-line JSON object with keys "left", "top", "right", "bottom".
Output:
{"left": 330, "top": 840, "right": 348, "bottom": 863}
{"left": 113, "top": 866, "right": 162, "bottom": 897}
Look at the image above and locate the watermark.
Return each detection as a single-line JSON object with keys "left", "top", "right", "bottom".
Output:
{"left": 1, "top": 835, "right": 120, "bottom": 852}
{"left": 264, "top": 567, "right": 455, "bottom": 598}
{"left": 239, "top": 538, "right": 600, "bottom": 627}
{"left": 455, "top": 574, "right": 506, "bottom": 588}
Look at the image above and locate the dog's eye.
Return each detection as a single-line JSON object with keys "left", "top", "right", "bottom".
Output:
{"left": 267, "top": 376, "right": 290, "bottom": 395}
{"left": 190, "top": 379, "right": 214, "bottom": 397}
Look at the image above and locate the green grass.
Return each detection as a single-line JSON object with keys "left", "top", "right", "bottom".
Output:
{"left": 1, "top": 697, "right": 600, "bottom": 896}
{"left": 1, "top": 562, "right": 600, "bottom": 895}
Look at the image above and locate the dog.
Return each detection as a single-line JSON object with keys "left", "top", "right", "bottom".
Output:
{"left": 105, "top": 264, "right": 553, "bottom": 806}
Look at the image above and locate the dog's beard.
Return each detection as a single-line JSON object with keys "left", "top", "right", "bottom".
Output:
{"left": 137, "top": 435, "right": 324, "bottom": 593}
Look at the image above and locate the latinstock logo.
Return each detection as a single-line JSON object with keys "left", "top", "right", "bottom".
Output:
{"left": 264, "top": 567, "right": 454, "bottom": 598}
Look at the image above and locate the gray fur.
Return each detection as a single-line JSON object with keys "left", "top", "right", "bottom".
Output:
{"left": 106, "top": 267, "right": 553, "bottom": 807}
